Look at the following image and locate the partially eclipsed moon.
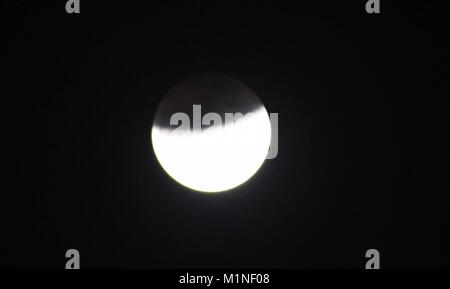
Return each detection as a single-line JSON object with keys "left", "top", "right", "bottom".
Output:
{"left": 151, "top": 74, "right": 271, "bottom": 193}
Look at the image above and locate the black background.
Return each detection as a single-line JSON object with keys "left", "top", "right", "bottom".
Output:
{"left": 3, "top": 1, "right": 448, "bottom": 269}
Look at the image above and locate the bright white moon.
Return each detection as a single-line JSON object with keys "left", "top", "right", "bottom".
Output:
{"left": 151, "top": 75, "right": 271, "bottom": 193}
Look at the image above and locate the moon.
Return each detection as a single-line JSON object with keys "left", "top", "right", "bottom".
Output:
{"left": 151, "top": 74, "right": 271, "bottom": 193}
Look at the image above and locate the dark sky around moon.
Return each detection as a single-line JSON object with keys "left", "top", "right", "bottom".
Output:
{"left": 3, "top": 1, "right": 449, "bottom": 269}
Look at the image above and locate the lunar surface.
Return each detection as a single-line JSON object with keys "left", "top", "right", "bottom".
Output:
{"left": 151, "top": 74, "right": 271, "bottom": 193}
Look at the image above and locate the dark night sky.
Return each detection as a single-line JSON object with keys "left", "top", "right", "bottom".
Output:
{"left": 3, "top": 1, "right": 448, "bottom": 268}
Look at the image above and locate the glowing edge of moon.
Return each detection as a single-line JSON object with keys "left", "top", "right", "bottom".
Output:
{"left": 151, "top": 107, "right": 272, "bottom": 193}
